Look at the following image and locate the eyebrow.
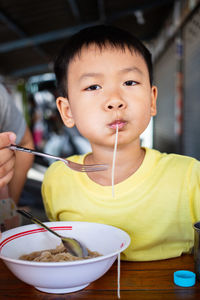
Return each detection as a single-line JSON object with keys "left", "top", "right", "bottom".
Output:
{"left": 79, "top": 72, "right": 102, "bottom": 82}
{"left": 119, "top": 67, "right": 143, "bottom": 75}
{"left": 79, "top": 67, "right": 143, "bottom": 82}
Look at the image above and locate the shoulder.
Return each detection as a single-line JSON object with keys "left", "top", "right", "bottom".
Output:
{"left": 0, "top": 84, "right": 10, "bottom": 112}
{"left": 148, "top": 147, "right": 198, "bottom": 163}
{"left": 146, "top": 147, "right": 200, "bottom": 173}
{"left": 0, "top": 83, "right": 9, "bottom": 97}
{"left": 0, "top": 84, "right": 26, "bottom": 142}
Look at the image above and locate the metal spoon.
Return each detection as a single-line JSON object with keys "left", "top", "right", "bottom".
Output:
{"left": 17, "top": 209, "right": 88, "bottom": 258}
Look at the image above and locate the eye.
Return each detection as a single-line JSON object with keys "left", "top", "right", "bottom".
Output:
{"left": 123, "top": 80, "right": 138, "bottom": 86}
{"left": 85, "top": 85, "right": 101, "bottom": 91}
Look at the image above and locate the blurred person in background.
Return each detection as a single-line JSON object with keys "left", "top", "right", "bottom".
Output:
{"left": 0, "top": 83, "right": 34, "bottom": 234}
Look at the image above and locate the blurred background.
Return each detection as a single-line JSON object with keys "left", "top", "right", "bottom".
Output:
{"left": 0, "top": 0, "right": 200, "bottom": 220}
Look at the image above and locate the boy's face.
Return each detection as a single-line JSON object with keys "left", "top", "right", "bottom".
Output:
{"left": 57, "top": 44, "right": 157, "bottom": 148}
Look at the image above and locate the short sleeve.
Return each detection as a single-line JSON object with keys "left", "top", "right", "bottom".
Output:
{"left": 0, "top": 84, "right": 26, "bottom": 144}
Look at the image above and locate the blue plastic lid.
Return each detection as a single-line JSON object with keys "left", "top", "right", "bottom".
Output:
{"left": 174, "top": 270, "right": 196, "bottom": 287}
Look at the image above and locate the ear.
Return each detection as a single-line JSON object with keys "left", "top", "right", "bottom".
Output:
{"left": 56, "top": 97, "right": 75, "bottom": 128}
{"left": 150, "top": 85, "right": 158, "bottom": 116}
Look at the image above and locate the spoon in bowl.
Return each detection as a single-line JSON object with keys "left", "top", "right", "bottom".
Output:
{"left": 17, "top": 209, "right": 88, "bottom": 258}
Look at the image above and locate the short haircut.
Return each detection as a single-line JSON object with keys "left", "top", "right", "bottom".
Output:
{"left": 54, "top": 25, "right": 153, "bottom": 97}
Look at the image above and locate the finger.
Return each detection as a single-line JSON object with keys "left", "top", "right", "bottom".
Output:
{"left": 0, "top": 147, "right": 15, "bottom": 166}
{"left": 0, "top": 169, "right": 14, "bottom": 190}
{"left": 0, "top": 132, "right": 16, "bottom": 148}
{"left": 0, "top": 155, "right": 15, "bottom": 179}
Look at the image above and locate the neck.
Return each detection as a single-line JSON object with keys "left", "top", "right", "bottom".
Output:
{"left": 84, "top": 141, "right": 145, "bottom": 186}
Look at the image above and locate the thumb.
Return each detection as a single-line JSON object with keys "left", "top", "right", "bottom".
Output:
{"left": 0, "top": 132, "right": 16, "bottom": 148}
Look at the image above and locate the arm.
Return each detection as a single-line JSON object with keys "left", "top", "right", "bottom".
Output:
{"left": 0, "top": 132, "right": 16, "bottom": 192}
{"left": 0, "top": 84, "right": 34, "bottom": 204}
{"left": 8, "top": 126, "right": 34, "bottom": 204}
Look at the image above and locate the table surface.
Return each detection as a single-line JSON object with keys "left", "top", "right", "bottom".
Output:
{"left": 0, "top": 254, "right": 200, "bottom": 299}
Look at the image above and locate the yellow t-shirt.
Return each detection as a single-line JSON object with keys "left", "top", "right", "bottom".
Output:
{"left": 42, "top": 148, "right": 200, "bottom": 261}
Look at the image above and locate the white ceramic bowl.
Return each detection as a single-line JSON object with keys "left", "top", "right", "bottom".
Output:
{"left": 0, "top": 221, "right": 130, "bottom": 294}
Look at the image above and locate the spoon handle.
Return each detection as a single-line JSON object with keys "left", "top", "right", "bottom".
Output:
{"left": 17, "top": 209, "right": 62, "bottom": 239}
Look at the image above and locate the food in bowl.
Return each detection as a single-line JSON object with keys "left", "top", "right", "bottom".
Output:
{"left": 20, "top": 243, "right": 101, "bottom": 262}
{"left": 0, "top": 221, "right": 130, "bottom": 294}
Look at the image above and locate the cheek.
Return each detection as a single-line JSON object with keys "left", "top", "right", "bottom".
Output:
{"left": 129, "top": 98, "right": 152, "bottom": 129}
{"left": 71, "top": 109, "right": 97, "bottom": 136}
{"left": 74, "top": 108, "right": 103, "bottom": 138}
{"left": 70, "top": 97, "right": 100, "bottom": 121}
{"left": 130, "top": 97, "right": 151, "bottom": 116}
{"left": 76, "top": 122, "right": 102, "bottom": 143}
{"left": 139, "top": 105, "right": 152, "bottom": 131}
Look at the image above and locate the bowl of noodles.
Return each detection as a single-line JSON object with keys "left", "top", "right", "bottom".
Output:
{"left": 0, "top": 221, "right": 130, "bottom": 294}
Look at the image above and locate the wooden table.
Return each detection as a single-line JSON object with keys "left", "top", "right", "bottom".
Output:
{"left": 0, "top": 255, "right": 200, "bottom": 299}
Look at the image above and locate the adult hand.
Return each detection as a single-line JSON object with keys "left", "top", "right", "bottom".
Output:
{"left": 0, "top": 132, "right": 16, "bottom": 190}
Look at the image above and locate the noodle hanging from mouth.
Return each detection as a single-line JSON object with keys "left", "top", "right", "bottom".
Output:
{"left": 112, "top": 125, "right": 119, "bottom": 198}
{"left": 117, "top": 253, "right": 121, "bottom": 298}
{"left": 111, "top": 126, "right": 121, "bottom": 298}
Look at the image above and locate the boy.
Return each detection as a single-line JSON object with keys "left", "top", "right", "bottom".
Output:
{"left": 42, "top": 25, "right": 200, "bottom": 261}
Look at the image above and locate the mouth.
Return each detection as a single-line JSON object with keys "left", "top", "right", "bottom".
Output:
{"left": 108, "top": 119, "right": 127, "bottom": 130}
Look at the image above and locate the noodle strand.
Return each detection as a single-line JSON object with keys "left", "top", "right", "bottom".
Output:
{"left": 111, "top": 126, "right": 121, "bottom": 298}
{"left": 117, "top": 253, "right": 121, "bottom": 298}
{"left": 112, "top": 125, "right": 119, "bottom": 197}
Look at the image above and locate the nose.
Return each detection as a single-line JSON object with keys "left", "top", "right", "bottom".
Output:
{"left": 104, "top": 98, "right": 126, "bottom": 111}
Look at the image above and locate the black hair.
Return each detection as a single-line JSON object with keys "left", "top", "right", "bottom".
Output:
{"left": 54, "top": 25, "right": 153, "bottom": 97}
